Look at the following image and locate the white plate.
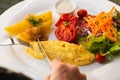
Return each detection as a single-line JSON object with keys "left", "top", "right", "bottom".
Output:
{"left": 0, "top": 0, "right": 120, "bottom": 80}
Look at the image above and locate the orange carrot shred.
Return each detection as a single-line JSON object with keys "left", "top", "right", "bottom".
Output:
{"left": 84, "top": 6, "right": 118, "bottom": 42}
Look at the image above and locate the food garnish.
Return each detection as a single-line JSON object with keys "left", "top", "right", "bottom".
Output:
{"left": 28, "top": 15, "right": 43, "bottom": 26}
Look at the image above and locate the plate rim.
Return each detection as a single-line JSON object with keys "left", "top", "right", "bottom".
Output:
{"left": 0, "top": 0, "right": 120, "bottom": 80}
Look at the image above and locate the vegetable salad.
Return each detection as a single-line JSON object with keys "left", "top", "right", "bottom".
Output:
{"left": 55, "top": 7, "right": 120, "bottom": 63}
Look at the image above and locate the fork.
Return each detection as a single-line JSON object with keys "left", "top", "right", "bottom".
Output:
{"left": 0, "top": 37, "right": 31, "bottom": 47}
{"left": 36, "top": 38, "right": 51, "bottom": 66}
{"left": 0, "top": 37, "right": 51, "bottom": 66}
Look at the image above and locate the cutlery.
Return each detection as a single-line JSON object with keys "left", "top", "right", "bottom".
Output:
{"left": 0, "top": 37, "right": 51, "bottom": 66}
{"left": 37, "top": 39, "right": 51, "bottom": 66}
{"left": 0, "top": 37, "right": 30, "bottom": 47}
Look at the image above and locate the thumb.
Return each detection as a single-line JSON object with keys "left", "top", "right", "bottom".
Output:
{"left": 45, "top": 74, "right": 51, "bottom": 80}
{"left": 80, "top": 73, "right": 87, "bottom": 80}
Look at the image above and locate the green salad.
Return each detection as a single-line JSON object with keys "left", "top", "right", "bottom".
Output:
{"left": 76, "top": 7, "right": 120, "bottom": 61}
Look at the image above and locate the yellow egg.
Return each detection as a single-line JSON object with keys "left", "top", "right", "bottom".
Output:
{"left": 25, "top": 40, "right": 95, "bottom": 66}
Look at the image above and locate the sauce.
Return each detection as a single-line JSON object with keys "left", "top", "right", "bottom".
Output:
{"left": 55, "top": 0, "right": 76, "bottom": 14}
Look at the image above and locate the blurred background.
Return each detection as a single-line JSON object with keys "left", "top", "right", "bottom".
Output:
{"left": 0, "top": 0, "right": 120, "bottom": 15}
{"left": 0, "top": 0, "right": 22, "bottom": 14}
{"left": 109, "top": 0, "right": 120, "bottom": 5}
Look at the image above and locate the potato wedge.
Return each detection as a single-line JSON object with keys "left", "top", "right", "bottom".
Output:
{"left": 25, "top": 40, "right": 95, "bottom": 66}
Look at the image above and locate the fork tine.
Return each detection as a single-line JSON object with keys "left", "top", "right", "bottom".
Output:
{"left": 37, "top": 39, "right": 51, "bottom": 65}
{"left": 17, "top": 39, "right": 30, "bottom": 47}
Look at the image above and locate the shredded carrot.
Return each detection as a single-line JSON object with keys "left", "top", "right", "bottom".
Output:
{"left": 85, "top": 6, "right": 118, "bottom": 42}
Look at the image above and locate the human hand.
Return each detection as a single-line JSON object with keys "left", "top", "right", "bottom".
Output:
{"left": 46, "top": 59, "right": 87, "bottom": 80}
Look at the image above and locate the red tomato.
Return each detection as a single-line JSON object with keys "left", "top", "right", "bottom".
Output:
{"left": 77, "top": 9, "right": 87, "bottom": 19}
{"left": 55, "top": 14, "right": 78, "bottom": 42}
{"left": 95, "top": 53, "right": 106, "bottom": 63}
{"left": 55, "top": 14, "right": 78, "bottom": 27}
{"left": 55, "top": 24, "right": 77, "bottom": 42}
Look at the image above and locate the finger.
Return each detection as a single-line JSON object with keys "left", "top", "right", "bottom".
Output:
{"left": 67, "top": 65, "right": 87, "bottom": 80}
{"left": 51, "top": 59, "right": 62, "bottom": 70}
{"left": 45, "top": 74, "right": 51, "bottom": 80}
{"left": 51, "top": 60, "right": 68, "bottom": 77}
{"left": 68, "top": 65, "right": 81, "bottom": 79}
{"left": 50, "top": 64, "right": 68, "bottom": 80}
{"left": 71, "top": 65, "right": 80, "bottom": 73}
{"left": 80, "top": 73, "right": 87, "bottom": 80}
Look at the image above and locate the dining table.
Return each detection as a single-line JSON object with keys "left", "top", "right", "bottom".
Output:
{"left": 0, "top": 0, "right": 120, "bottom": 80}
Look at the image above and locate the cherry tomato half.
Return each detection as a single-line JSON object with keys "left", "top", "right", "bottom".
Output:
{"left": 95, "top": 53, "right": 106, "bottom": 63}
{"left": 55, "top": 14, "right": 78, "bottom": 42}
{"left": 77, "top": 9, "right": 87, "bottom": 19}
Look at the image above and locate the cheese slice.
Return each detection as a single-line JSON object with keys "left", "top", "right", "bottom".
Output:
{"left": 25, "top": 40, "right": 95, "bottom": 66}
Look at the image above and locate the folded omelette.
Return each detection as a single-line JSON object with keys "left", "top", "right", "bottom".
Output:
{"left": 25, "top": 40, "right": 95, "bottom": 66}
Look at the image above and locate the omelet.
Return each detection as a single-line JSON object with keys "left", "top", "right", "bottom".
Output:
{"left": 25, "top": 40, "right": 95, "bottom": 66}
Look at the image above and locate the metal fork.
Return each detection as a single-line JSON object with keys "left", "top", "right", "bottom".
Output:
{"left": 0, "top": 37, "right": 30, "bottom": 47}
{"left": 36, "top": 39, "right": 51, "bottom": 65}
{"left": 0, "top": 37, "right": 51, "bottom": 66}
